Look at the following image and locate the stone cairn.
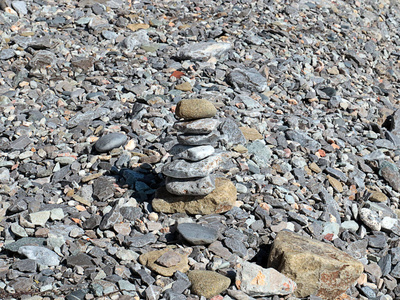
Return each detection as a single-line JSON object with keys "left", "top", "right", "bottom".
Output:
{"left": 152, "top": 98, "right": 237, "bottom": 215}
{"left": 163, "top": 98, "right": 221, "bottom": 196}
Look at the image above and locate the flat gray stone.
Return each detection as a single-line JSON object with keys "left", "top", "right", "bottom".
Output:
{"left": 162, "top": 154, "right": 223, "bottom": 178}
{"left": 177, "top": 131, "right": 219, "bottom": 146}
{"left": 285, "top": 130, "right": 321, "bottom": 152}
{"left": 18, "top": 246, "right": 60, "bottom": 266}
{"left": 66, "top": 253, "right": 94, "bottom": 267}
{"left": 177, "top": 223, "right": 218, "bottom": 245}
{"left": 4, "top": 237, "right": 47, "bottom": 252}
{"left": 166, "top": 176, "right": 215, "bottom": 196}
{"left": 174, "top": 145, "right": 215, "bottom": 162}
{"left": 174, "top": 119, "right": 220, "bottom": 134}
{"left": 95, "top": 133, "right": 127, "bottom": 152}
{"left": 379, "top": 161, "right": 400, "bottom": 192}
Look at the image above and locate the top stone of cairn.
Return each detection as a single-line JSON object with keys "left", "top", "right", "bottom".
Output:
{"left": 175, "top": 99, "right": 217, "bottom": 120}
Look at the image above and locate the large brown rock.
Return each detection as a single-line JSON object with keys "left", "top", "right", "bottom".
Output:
{"left": 188, "top": 270, "right": 231, "bottom": 298}
{"left": 175, "top": 99, "right": 217, "bottom": 120}
{"left": 268, "top": 231, "right": 364, "bottom": 299}
{"left": 152, "top": 177, "right": 236, "bottom": 215}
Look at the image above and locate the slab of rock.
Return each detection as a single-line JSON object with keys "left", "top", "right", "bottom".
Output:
{"left": 176, "top": 42, "right": 231, "bottom": 61}
{"left": 162, "top": 154, "right": 223, "bottom": 178}
{"left": 174, "top": 145, "right": 215, "bottom": 162}
{"left": 268, "top": 231, "right": 363, "bottom": 299}
{"left": 152, "top": 177, "right": 237, "bottom": 215}
{"left": 188, "top": 270, "right": 231, "bottom": 298}
{"left": 236, "top": 261, "right": 296, "bottom": 297}
{"left": 177, "top": 223, "right": 218, "bottom": 245}
{"left": 175, "top": 99, "right": 217, "bottom": 120}
{"left": 174, "top": 119, "right": 220, "bottom": 134}
{"left": 219, "top": 118, "right": 247, "bottom": 145}
{"left": 95, "top": 132, "right": 127, "bottom": 152}
{"left": 139, "top": 248, "right": 189, "bottom": 277}
{"left": 227, "top": 68, "right": 268, "bottom": 92}
{"left": 166, "top": 176, "right": 215, "bottom": 196}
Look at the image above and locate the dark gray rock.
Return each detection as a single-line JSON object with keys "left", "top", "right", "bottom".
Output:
{"left": 95, "top": 132, "right": 127, "bottom": 152}
{"left": 66, "top": 253, "right": 94, "bottom": 267}
{"left": 219, "top": 118, "right": 247, "bottom": 145}
{"left": 379, "top": 161, "right": 400, "bottom": 192}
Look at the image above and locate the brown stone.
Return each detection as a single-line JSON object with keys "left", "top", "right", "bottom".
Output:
{"left": 239, "top": 127, "right": 263, "bottom": 141}
{"left": 327, "top": 175, "right": 343, "bottom": 193}
{"left": 175, "top": 82, "right": 192, "bottom": 91}
{"left": 368, "top": 188, "right": 387, "bottom": 202}
{"left": 309, "top": 162, "right": 322, "bottom": 173}
{"left": 139, "top": 248, "right": 189, "bottom": 277}
{"left": 152, "top": 177, "right": 236, "bottom": 215}
{"left": 268, "top": 231, "right": 364, "bottom": 299}
{"left": 175, "top": 99, "right": 217, "bottom": 120}
{"left": 188, "top": 270, "right": 231, "bottom": 298}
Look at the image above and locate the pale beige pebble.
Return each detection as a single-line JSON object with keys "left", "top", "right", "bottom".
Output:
{"left": 125, "top": 139, "right": 137, "bottom": 151}
{"left": 148, "top": 212, "right": 159, "bottom": 222}
{"left": 234, "top": 201, "right": 244, "bottom": 207}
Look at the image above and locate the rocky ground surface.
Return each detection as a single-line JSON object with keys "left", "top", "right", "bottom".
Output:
{"left": 1, "top": 0, "right": 400, "bottom": 299}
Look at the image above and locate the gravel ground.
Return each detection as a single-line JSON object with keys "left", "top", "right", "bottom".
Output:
{"left": 1, "top": 0, "right": 400, "bottom": 299}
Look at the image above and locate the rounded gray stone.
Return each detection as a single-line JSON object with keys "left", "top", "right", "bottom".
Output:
{"left": 177, "top": 223, "right": 218, "bottom": 245}
{"left": 95, "top": 133, "right": 128, "bottom": 152}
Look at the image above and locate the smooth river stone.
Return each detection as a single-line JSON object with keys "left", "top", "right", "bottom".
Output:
{"left": 178, "top": 131, "right": 219, "bottom": 146}
{"left": 95, "top": 132, "right": 128, "bottom": 152}
{"left": 177, "top": 223, "right": 218, "bottom": 245}
{"left": 175, "top": 99, "right": 217, "bottom": 120}
{"left": 166, "top": 176, "right": 215, "bottom": 196}
{"left": 174, "top": 145, "right": 215, "bottom": 162}
{"left": 162, "top": 154, "right": 222, "bottom": 179}
{"left": 174, "top": 118, "right": 220, "bottom": 134}
{"left": 152, "top": 177, "right": 237, "bottom": 215}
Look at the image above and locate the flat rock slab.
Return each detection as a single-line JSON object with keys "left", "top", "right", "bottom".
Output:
{"left": 95, "top": 132, "right": 127, "bottom": 152}
{"left": 236, "top": 261, "right": 296, "bottom": 297}
{"left": 165, "top": 175, "right": 215, "bottom": 196}
{"left": 139, "top": 248, "right": 189, "bottom": 277}
{"left": 152, "top": 177, "right": 237, "bottom": 215}
{"left": 176, "top": 42, "right": 232, "bottom": 61}
{"left": 177, "top": 223, "right": 218, "bottom": 245}
{"left": 188, "top": 270, "right": 231, "bottom": 298}
{"left": 268, "top": 231, "right": 364, "bottom": 299}
{"left": 174, "top": 118, "right": 220, "bottom": 134}
{"left": 4, "top": 237, "right": 47, "bottom": 252}
{"left": 239, "top": 127, "right": 263, "bottom": 141}
{"left": 174, "top": 145, "right": 215, "bottom": 162}
{"left": 177, "top": 131, "right": 220, "bottom": 146}
{"left": 175, "top": 99, "right": 217, "bottom": 120}
{"left": 162, "top": 154, "right": 223, "bottom": 179}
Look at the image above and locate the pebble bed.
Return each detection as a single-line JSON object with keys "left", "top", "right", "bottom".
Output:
{"left": 1, "top": 0, "right": 400, "bottom": 299}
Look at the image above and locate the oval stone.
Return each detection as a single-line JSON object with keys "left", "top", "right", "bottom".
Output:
{"left": 177, "top": 223, "right": 218, "bottom": 245}
{"left": 95, "top": 133, "right": 128, "bottom": 152}
{"left": 175, "top": 99, "right": 217, "bottom": 120}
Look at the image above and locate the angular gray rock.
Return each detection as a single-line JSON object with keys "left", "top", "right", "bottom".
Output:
{"left": 227, "top": 68, "right": 268, "bottom": 92}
